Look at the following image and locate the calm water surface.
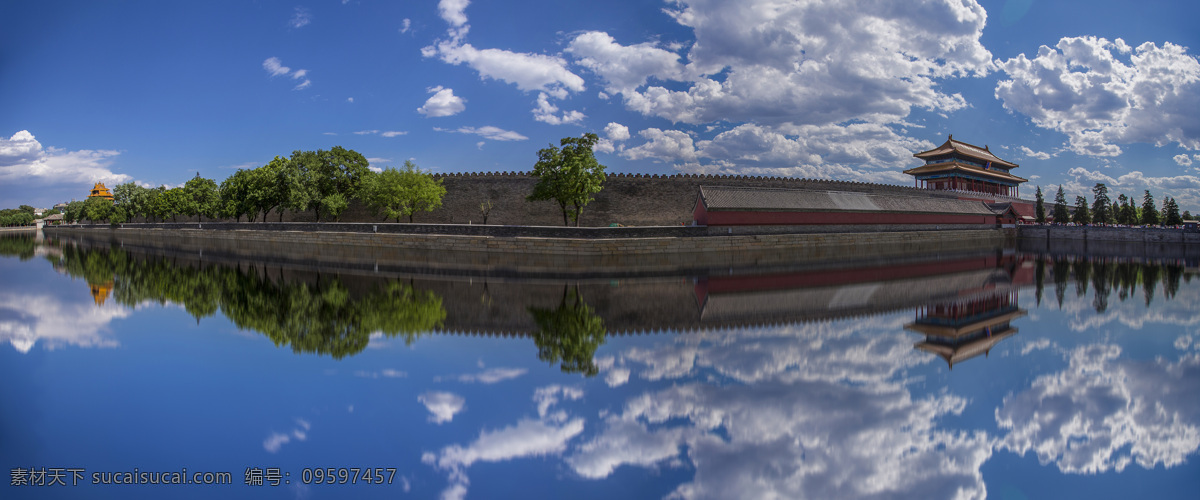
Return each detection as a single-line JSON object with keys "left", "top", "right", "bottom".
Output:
{"left": 2, "top": 233, "right": 1198, "bottom": 499}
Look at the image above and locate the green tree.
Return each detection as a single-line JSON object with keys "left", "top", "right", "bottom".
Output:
{"left": 1184, "top": 210, "right": 1193, "bottom": 221}
{"left": 528, "top": 286, "right": 606, "bottom": 376}
{"left": 219, "top": 169, "right": 256, "bottom": 222}
{"left": 1162, "top": 197, "right": 1182, "bottom": 226}
{"left": 1034, "top": 186, "right": 1046, "bottom": 223}
{"left": 112, "top": 182, "right": 149, "bottom": 221}
{"left": 83, "top": 197, "right": 113, "bottom": 223}
{"left": 18, "top": 204, "right": 35, "bottom": 215}
{"left": 1072, "top": 195, "right": 1091, "bottom": 225}
{"left": 362, "top": 161, "right": 447, "bottom": 223}
{"left": 1091, "top": 183, "right": 1112, "bottom": 225}
{"left": 527, "top": 133, "right": 607, "bottom": 226}
{"left": 250, "top": 157, "right": 311, "bottom": 222}
{"left": 64, "top": 200, "right": 86, "bottom": 224}
{"left": 183, "top": 174, "right": 221, "bottom": 220}
{"left": 1142, "top": 190, "right": 1159, "bottom": 226}
{"left": 294, "top": 147, "right": 371, "bottom": 222}
{"left": 161, "top": 187, "right": 189, "bottom": 222}
{"left": 1052, "top": 185, "right": 1070, "bottom": 224}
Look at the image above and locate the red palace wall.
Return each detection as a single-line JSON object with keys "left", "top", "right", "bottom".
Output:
{"left": 694, "top": 207, "right": 997, "bottom": 226}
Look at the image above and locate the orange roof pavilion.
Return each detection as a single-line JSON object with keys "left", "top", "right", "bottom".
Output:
{"left": 88, "top": 182, "right": 114, "bottom": 202}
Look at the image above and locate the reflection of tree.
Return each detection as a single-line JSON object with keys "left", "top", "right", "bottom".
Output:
{"left": 1037, "top": 255, "right": 1187, "bottom": 313}
{"left": 528, "top": 286, "right": 606, "bottom": 376}
{"left": 0, "top": 234, "right": 36, "bottom": 260}
{"left": 51, "top": 243, "right": 445, "bottom": 358}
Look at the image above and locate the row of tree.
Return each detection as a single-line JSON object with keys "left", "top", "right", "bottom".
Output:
{"left": 1032, "top": 255, "right": 1188, "bottom": 313}
{"left": 0, "top": 205, "right": 41, "bottom": 227}
{"left": 59, "top": 135, "right": 610, "bottom": 227}
{"left": 61, "top": 147, "right": 450, "bottom": 225}
{"left": 1034, "top": 184, "right": 1190, "bottom": 226}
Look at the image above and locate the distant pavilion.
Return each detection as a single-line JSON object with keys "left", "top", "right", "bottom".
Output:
{"left": 88, "top": 182, "right": 114, "bottom": 202}
{"left": 905, "top": 135, "right": 1027, "bottom": 198}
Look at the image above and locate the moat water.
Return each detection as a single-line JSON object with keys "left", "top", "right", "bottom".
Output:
{"left": 2, "top": 232, "right": 1198, "bottom": 499}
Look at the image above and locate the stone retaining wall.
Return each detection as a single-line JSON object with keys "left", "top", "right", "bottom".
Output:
{"left": 1018, "top": 225, "right": 1200, "bottom": 244}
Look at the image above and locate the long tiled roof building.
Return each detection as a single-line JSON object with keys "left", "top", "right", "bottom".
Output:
{"left": 904, "top": 135, "right": 1027, "bottom": 198}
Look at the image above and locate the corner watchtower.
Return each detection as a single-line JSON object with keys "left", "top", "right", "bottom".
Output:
{"left": 905, "top": 135, "right": 1027, "bottom": 198}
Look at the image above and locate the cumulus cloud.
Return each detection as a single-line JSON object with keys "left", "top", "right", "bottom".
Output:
{"left": 423, "top": 41, "right": 585, "bottom": 96}
{"left": 0, "top": 130, "right": 130, "bottom": 200}
{"left": 996, "top": 37, "right": 1200, "bottom": 156}
{"left": 582, "top": 0, "right": 990, "bottom": 128}
{"left": 418, "top": 86, "right": 466, "bottom": 117}
{"left": 1064, "top": 166, "right": 1200, "bottom": 211}
{"left": 996, "top": 344, "right": 1200, "bottom": 474}
{"left": 289, "top": 7, "right": 312, "bottom": 29}
{"left": 594, "top": 122, "right": 631, "bottom": 154}
{"left": 1176, "top": 154, "right": 1194, "bottom": 166}
{"left": 419, "top": 391, "right": 467, "bottom": 424}
{"left": 622, "top": 123, "right": 927, "bottom": 182}
{"left": 262, "top": 57, "right": 311, "bottom": 90}
{"left": 437, "top": 126, "right": 528, "bottom": 142}
{"left": 0, "top": 292, "right": 131, "bottom": 353}
{"left": 533, "top": 385, "right": 583, "bottom": 419}
{"left": 531, "top": 93, "right": 585, "bottom": 125}
{"left": 437, "top": 0, "right": 470, "bottom": 28}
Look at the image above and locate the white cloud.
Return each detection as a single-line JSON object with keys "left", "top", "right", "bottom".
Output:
{"left": 346, "top": 97, "right": 354, "bottom": 103}
{"left": 289, "top": 7, "right": 312, "bottom": 29}
{"left": 423, "top": 0, "right": 584, "bottom": 98}
{"left": 996, "top": 37, "right": 1200, "bottom": 156}
{"left": 1064, "top": 166, "right": 1200, "bottom": 211}
{"left": 424, "top": 41, "right": 585, "bottom": 96}
{"left": 419, "top": 391, "right": 467, "bottom": 424}
{"left": 1020, "top": 146, "right": 1052, "bottom": 160}
{"left": 263, "top": 419, "right": 311, "bottom": 453}
{"left": 263, "top": 57, "right": 311, "bottom": 90}
{"left": 399, "top": 18, "right": 411, "bottom": 34}
{"left": 437, "top": 0, "right": 470, "bottom": 28}
{"left": 441, "top": 366, "right": 527, "bottom": 383}
{"left": 532, "top": 385, "right": 583, "bottom": 419}
{"left": 997, "top": 344, "right": 1200, "bottom": 474}
{"left": 354, "top": 130, "right": 380, "bottom": 135}
{"left": 354, "top": 368, "right": 407, "bottom": 378}
{"left": 381, "top": 131, "right": 407, "bottom": 138}
{"left": 566, "top": 31, "right": 685, "bottom": 94}
{"left": 423, "top": 417, "right": 585, "bottom": 499}
{"left": 418, "top": 86, "right": 467, "bottom": 117}
{"left": 0, "top": 130, "right": 130, "bottom": 191}
{"left": 0, "top": 292, "right": 131, "bottom": 353}
{"left": 439, "top": 126, "right": 528, "bottom": 142}
{"left": 590, "top": 0, "right": 990, "bottom": 128}
{"left": 531, "top": 92, "right": 584, "bottom": 125}
{"left": 1176, "top": 154, "right": 1194, "bottom": 166}
{"left": 604, "top": 122, "right": 630, "bottom": 142}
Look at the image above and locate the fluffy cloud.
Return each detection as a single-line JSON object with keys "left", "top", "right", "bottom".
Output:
{"left": 438, "top": 126, "right": 528, "bottom": 142}
{"left": 437, "top": 0, "right": 470, "bottom": 28}
{"left": 262, "top": 57, "right": 311, "bottom": 90}
{"left": 583, "top": 0, "right": 990, "bottom": 127}
{"left": 531, "top": 93, "right": 584, "bottom": 125}
{"left": 996, "top": 37, "right": 1200, "bottom": 156}
{"left": 1175, "top": 154, "right": 1194, "bottom": 166}
{"left": 418, "top": 86, "right": 467, "bottom": 117}
{"left": 1020, "top": 146, "right": 1053, "bottom": 160}
{"left": 567, "top": 319, "right": 993, "bottom": 499}
{"left": 0, "top": 291, "right": 131, "bottom": 353}
{"left": 419, "top": 391, "right": 467, "bottom": 424}
{"left": 424, "top": 41, "right": 585, "bottom": 96}
{"left": 1064, "top": 166, "right": 1200, "bottom": 210}
{"left": 621, "top": 123, "right": 927, "bottom": 182}
{"left": 594, "top": 122, "right": 631, "bottom": 154}
{"left": 566, "top": 31, "right": 686, "bottom": 94}
{"left": 0, "top": 130, "right": 130, "bottom": 197}
{"left": 996, "top": 344, "right": 1200, "bottom": 474}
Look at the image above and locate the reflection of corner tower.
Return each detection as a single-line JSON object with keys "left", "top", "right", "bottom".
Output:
{"left": 905, "top": 135, "right": 1027, "bottom": 198}
{"left": 88, "top": 182, "right": 114, "bottom": 202}
{"left": 89, "top": 281, "right": 114, "bottom": 307}
{"left": 906, "top": 290, "right": 1025, "bottom": 369}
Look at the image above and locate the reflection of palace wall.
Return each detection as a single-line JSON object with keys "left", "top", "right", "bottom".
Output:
{"left": 45, "top": 226, "right": 1008, "bottom": 277}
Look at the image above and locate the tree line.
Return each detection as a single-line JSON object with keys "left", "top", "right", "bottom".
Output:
{"left": 0, "top": 205, "right": 41, "bottom": 227}
{"left": 60, "top": 147, "right": 449, "bottom": 225}
{"left": 1034, "top": 183, "right": 1189, "bottom": 226}
{"left": 59, "top": 135, "right": 609, "bottom": 227}
{"left": 1031, "top": 255, "right": 1188, "bottom": 313}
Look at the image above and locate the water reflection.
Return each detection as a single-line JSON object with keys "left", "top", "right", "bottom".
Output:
{"left": 2, "top": 232, "right": 1199, "bottom": 499}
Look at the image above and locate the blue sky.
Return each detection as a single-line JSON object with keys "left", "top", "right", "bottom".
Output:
{"left": 2, "top": 0, "right": 1199, "bottom": 211}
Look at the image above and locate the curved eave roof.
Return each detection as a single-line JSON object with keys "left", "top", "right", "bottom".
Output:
{"left": 914, "top": 138, "right": 1018, "bottom": 169}
{"left": 903, "top": 162, "right": 1028, "bottom": 184}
